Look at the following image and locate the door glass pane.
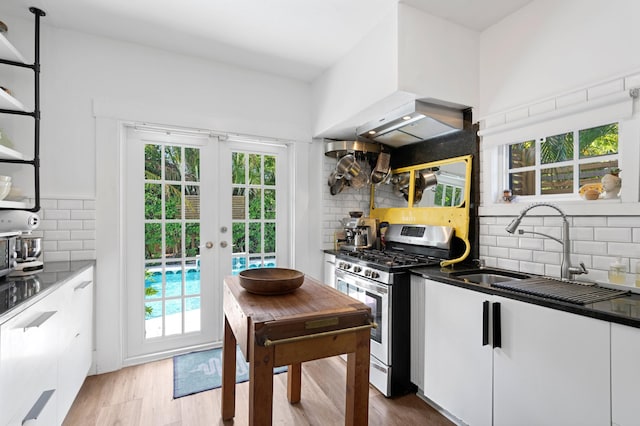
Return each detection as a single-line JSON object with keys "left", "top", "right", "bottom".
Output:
{"left": 232, "top": 153, "right": 245, "bottom": 184}
{"left": 249, "top": 154, "right": 261, "bottom": 184}
{"left": 249, "top": 255, "right": 262, "bottom": 268}
{"left": 185, "top": 260, "right": 200, "bottom": 296}
{"left": 184, "top": 186, "right": 200, "bottom": 219}
{"left": 165, "top": 261, "right": 182, "bottom": 297}
{"left": 185, "top": 147, "right": 200, "bottom": 181}
{"left": 541, "top": 132, "right": 573, "bottom": 164}
{"left": 145, "top": 144, "right": 162, "bottom": 178}
{"left": 265, "top": 222, "right": 275, "bottom": 253}
{"left": 232, "top": 223, "right": 246, "bottom": 253}
{"left": 145, "top": 223, "right": 162, "bottom": 259}
{"left": 249, "top": 222, "right": 262, "bottom": 253}
{"left": 185, "top": 297, "right": 200, "bottom": 333}
{"left": 541, "top": 166, "right": 573, "bottom": 194}
{"left": 264, "top": 155, "right": 276, "bottom": 185}
{"left": 145, "top": 183, "right": 162, "bottom": 220}
{"left": 249, "top": 189, "right": 262, "bottom": 220}
{"left": 164, "top": 146, "right": 181, "bottom": 181}
{"left": 232, "top": 188, "right": 245, "bottom": 220}
{"left": 185, "top": 223, "right": 200, "bottom": 257}
{"left": 165, "top": 223, "right": 182, "bottom": 258}
{"left": 579, "top": 123, "right": 618, "bottom": 158}
{"left": 165, "top": 299, "right": 182, "bottom": 336}
{"left": 264, "top": 189, "right": 275, "bottom": 219}
{"left": 165, "top": 185, "right": 181, "bottom": 220}
{"left": 144, "top": 301, "right": 162, "bottom": 338}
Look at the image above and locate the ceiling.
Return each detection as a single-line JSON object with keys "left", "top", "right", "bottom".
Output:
{"left": 2, "top": 0, "right": 532, "bottom": 81}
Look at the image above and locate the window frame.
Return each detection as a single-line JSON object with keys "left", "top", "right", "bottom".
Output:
{"left": 505, "top": 124, "right": 620, "bottom": 201}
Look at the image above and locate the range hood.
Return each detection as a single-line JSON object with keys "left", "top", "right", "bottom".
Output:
{"left": 356, "top": 99, "right": 466, "bottom": 148}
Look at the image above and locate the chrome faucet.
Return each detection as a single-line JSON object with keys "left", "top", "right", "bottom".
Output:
{"left": 505, "top": 203, "right": 588, "bottom": 280}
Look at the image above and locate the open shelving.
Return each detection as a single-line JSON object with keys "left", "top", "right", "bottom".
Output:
{"left": 0, "top": 7, "right": 45, "bottom": 212}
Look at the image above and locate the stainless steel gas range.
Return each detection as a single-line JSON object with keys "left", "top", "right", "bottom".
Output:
{"left": 334, "top": 223, "right": 454, "bottom": 397}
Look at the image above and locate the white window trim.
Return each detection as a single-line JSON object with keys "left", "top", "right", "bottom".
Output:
{"left": 478, "top": 74, "right": 640, "bottom": 217}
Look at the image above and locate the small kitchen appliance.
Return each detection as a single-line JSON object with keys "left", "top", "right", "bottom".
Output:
{"left": 0, "top": 233, "right": 18, "bottom": 280}
{"left": 334, "top": 223, "right": 454, "bottom": 397}
{"left": 11, "top": 236, "right": 43, "bottom": 276}
{"left": 341, "top": 217, "right": 378, "bottom": 251}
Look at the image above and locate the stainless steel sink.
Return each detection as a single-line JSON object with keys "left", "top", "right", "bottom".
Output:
{"left": 450, "top": 269, "right": 530, "bottom": 285}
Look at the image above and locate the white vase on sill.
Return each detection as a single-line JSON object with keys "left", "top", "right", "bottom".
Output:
{"left": 601, "top": 172, "right": 621, "bottom": 199}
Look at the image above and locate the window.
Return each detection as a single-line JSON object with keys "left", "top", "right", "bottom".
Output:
{"left": 506, "top": 123, "right": 618, "bottom": 198}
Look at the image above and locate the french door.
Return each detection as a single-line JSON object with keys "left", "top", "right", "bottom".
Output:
{"left": 124, "top": 127, "right": 289, "bottom": 361}
{"left": 125, "top": 127, "right": 219, "bottom": 360}
{"left": 218, "top": 139, "right": 289, "bottom": 276}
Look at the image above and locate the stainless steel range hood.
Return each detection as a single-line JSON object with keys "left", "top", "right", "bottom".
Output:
{"left": 356, "top": 99, "right": 466, "bottom": 148}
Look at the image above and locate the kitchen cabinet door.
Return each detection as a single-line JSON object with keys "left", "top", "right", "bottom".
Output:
{"left": 493, "top": 296, "right": 610, "bottom": 426}
{"left": 611, "top": 322, "right": 640, "bottom": 426}
{"left": 323, "top": 253, "right": 336, "bottom": 287}
{"left": 423, "top": 279, "right": 493, "bottom": 426}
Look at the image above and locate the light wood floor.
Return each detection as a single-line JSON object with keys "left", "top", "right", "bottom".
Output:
{"left": 63, "top": 355, "right": 453, "bottom": 426}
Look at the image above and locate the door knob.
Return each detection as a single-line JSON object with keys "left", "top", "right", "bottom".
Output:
{"left": 220, "top": 226, "right": 228, "bottom": 233}
{"left": 205, "top": 241, "right": 214, "bottom": 249}
{"left": 220, "top": 241, "right": 228, "bottom": 248}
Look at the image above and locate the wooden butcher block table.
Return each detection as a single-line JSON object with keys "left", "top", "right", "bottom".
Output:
{"left": 221, "top": 275, "right": 374, "bottom": 426}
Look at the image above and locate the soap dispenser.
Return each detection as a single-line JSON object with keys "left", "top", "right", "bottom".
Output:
{"left": 608, "top": 258, "right": 626, "bottom": 284}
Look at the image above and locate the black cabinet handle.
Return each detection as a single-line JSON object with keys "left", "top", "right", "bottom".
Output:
{"left": 482, "top": 301, "right": 489, "bottom": 346}
{"left": 492, "top": 302, "right": 502, "bottom": 348}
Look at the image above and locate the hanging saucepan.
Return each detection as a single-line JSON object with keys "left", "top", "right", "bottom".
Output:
{"left": 330, "top": 176, "right": 346, "bottom": 195}
{"left": 336, "top": 154, "right": 361, "bottom": 179}
{"left": 392, "top": 172, "right": 410, "bottom": 197}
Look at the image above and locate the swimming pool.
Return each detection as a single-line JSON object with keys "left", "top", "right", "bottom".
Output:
{"left": 144, "top": 261, "right": 277, "bottom": 319}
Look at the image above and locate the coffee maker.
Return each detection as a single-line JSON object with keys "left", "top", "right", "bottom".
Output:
{"left": 341, "top": 217, "right": 378, "bottom": 251}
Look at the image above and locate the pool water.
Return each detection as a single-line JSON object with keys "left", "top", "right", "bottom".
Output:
{"left": 144, "top": 262, "right": 277, "bottom": 319}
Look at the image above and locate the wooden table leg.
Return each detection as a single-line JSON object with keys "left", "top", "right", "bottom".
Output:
{"left": 345, "top": 329, "right": 371, "bottom": 426}
{"left": 249, "top": 323, "right": 274, "bottom": 425}
{"left": 221, "top": 316, "right": 237, "bottom": 420}
{"left": 287, "top": 362, "right": 302, "bottom": 403}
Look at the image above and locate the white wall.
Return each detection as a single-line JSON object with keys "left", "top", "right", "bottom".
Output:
{"left": 477, "top": 0, "right": 640, "bottom": 284}
{"left": 0, "top": 10, "right": 312, "bottom": 199}
{"left": 479, "top": 0, "right": 640, "bottom": 117}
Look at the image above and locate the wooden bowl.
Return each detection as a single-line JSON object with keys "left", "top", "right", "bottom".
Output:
{"left": 238, "top": 268, "right": 305, "bottom": 295}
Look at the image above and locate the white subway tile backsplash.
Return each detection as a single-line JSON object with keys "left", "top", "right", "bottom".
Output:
{"left": 44, "top": 209, "right": 70, "bottom": 220}
{"left": 71, "top": 250, "right": 96, "bottom": 261}
{"left": 496, "top": 236, "right": 518, "bottom": 248}
{"left": 57, "top": 199, "right": 84, "bottom": 210}
{"left": 573, "top": 217, "right": 607, "bottom": 227}
{"left": 573, "top": 240, "right": 608, "bottom": 255}
{"left": 45, "top": 230, "right": 70, "bottom": 240}
{"left": 71, "top": 210, "right": 95, "bottom": 220}
{"left": 58, "top": 240, "right": 83, "bottom": 251}
{"left": 607, "top": 216, "right": 640, "bottom": 227}
{"left": 39, "top": 199, "right": 57, "bottom": 209}
{"left": 594, "top": 227, "right": 632, "bottom": 242}
{"left": 607, "top": 242, "right": 640, "bottom": 258}
{"left": 570, "top": 227, "right": 594, "bottom": 241}
{"left": 38, "top": 197, "right": 96, "bottom": 261}
{"left": 44, "top": 251, "right": 70, "bottom": 262}
{"left": 509, "top": 248, "right": 533, "bottom": 261}
{"left": 480, "top": 213, "right": 640, "bottom": 281}
{"left": 487, "top": 246, "right": 510, "bottom": 258}
{"left": 70, "top": 230, "right": 96, "bottom": 240}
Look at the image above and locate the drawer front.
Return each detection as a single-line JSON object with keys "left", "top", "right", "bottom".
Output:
{"left": 0, "top": 291, "right": 62, "bottom": 425}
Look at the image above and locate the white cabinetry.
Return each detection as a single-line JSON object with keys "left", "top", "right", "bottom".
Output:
{"left": 57, "top": 267, "right": 94, "bottom": 424}
{"left": 0, "top": 266, "right": 94, "bottom": 426}
{"left": 422, "top": 278, "right": 610, "bottom": 426}
{"left": 611, "top": 322, "right": 640, "bottom": 426}
{"left": 323, "top": 252, "right": 336, "bottom": 287}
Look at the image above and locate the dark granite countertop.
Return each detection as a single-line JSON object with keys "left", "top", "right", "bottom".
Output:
{"left": 411, "top": 264, "right": 640, "bottom": 329}
{"left": 0, "top": 260, "right": 95, "bottom": 324}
